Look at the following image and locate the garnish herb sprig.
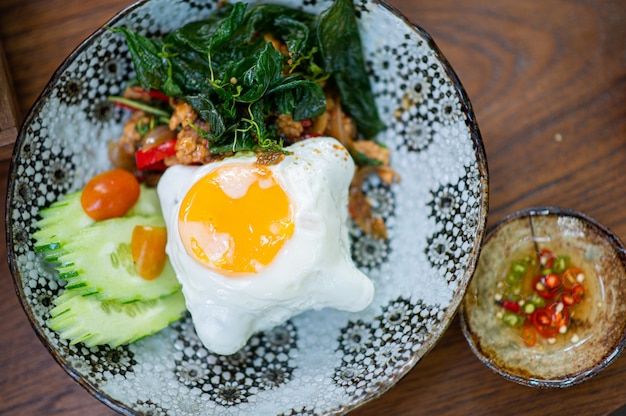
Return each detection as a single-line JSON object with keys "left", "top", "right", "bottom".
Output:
{"left": 110, "top": 0, "right": 383, "bottom": 155}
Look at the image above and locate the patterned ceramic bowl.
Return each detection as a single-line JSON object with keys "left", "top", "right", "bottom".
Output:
{"left": 461, "top": 207, "right": 626, "bottom": 388}
{"left": 6, "top": 0, "right": 488, "bottom": 414}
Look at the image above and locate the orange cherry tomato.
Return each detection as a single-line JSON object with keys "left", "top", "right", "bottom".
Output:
{"left": 80, "top": 169, "right": 140, "bottom": 220}
{"left": 131, "top": 225, "right": 168, "bottom": 280}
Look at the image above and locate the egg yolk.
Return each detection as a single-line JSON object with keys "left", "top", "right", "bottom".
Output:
{"left": 178, "top": 164, "right": 295, "bottom": 275}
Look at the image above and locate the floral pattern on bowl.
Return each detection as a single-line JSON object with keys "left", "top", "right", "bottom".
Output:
{"left": 461, "top": 207, "right": 626, "bottom": 388}
{"left": 6, "top": 0, "right": 488, "bottom": 414}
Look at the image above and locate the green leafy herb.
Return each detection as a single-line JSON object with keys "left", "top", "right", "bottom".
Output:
{"left": 316, "top": 0, "right": 384, "bottom": 139}
{"left": 113, "top": 0, "right": 383, "bottom": 155}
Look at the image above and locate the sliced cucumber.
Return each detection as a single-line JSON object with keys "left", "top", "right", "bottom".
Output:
{"left": 48, "top": 290, "right": 187, "bottom": 347}
{"left": 55, "top": 215, "right": 181, "bottom": 303}
{"left": 33, "top": 192, "right": 94, "bottom": 261}
{"left": 33, "top": 185, "right": 161, "bottom": 262}
{"left": 126, "top": 186, "right": 162, "bottom": 217}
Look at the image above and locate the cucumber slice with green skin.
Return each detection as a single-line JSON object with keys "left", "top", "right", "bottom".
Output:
{"left": 55, "top": 215, "right": 181, "bottom": 303}
{"left": 33, "top": 192, "right": 94, "bottom": 261}
{"left": 33, "top": 185, "right": 161, "bottom": 261}
{"left": 48, "top": 290, "right": 187, "bottom": 347}
{"left": 126, "top": 185, "right": 162, "bottom": 217}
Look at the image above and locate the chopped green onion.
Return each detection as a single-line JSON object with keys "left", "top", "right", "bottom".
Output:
{"left": 552, "top": 256, "right": 570, "bottom": 274}
{"left": 524, "top": 303, "right": 536, "bottom": 314}
{"left": 528, "top": 292, "right": 546, "bottom": 308}
{"left": 511, "top": 260, "right": 527, "bottom": 276}
{"left": 505, "top": 273, "right": 520, "bottom": 286}
{"left": 502, "top": 312, "right": 524, "bottom": 327}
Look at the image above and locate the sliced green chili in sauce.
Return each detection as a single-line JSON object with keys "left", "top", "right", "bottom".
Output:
{"left": 495, "top": 248, "right": 586, "bottom": 347}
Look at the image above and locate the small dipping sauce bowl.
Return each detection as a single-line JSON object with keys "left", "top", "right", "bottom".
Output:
{"left": 460, "top": 207, "right": 626, "bottom": 388}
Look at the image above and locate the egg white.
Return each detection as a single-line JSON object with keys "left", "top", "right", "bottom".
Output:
{"left": 157, "top": 137, "right": 374, "bottom": 355}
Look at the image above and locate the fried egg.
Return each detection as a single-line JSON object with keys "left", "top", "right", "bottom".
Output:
{"left": 157, "top": 137, "right": 374, "bottom": 355}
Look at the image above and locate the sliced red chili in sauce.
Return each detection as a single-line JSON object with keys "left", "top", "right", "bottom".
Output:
{"left": 496, "top": 248, "right": 586, "bottom": 347}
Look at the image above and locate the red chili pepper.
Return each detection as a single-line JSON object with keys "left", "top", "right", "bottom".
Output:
{"left": 544, "top": 273, "right": 562, "bottom": 290}
{"left": 571, "top": 284, "right": 585, "bottom": 302}
{"left": 301, "top": 118, "right": 312, "bottom": 127}
{"left": 561, "top": 268, "right": 582, "bottom": 289}
{"left": 501, "top": 300, "right": 520, "bottom": 313}
{"left": 532, "top": 275, "right": 558, "bottom": 299}
{"left": 135, "top": 138, "right": 177, "bottom": 170}
{"left": 147, "top": 89, "right": 171, "bottom": 102}
{"left": 539, "top": 249, "right": 556, "bottom": 268}
{"left": 522, "top": 326, "right": 537, "bottom": 347}
{"left": 129, "top": 86, "right": 171, "bottom": 103}
{"left": 112, "top": 101, "right": 139, "bottom": 112}
{"left": 562, "top": 290, "right": 576, "bottom": 306}
{"left": 532, "top": 307, "right": 560, "bottom": 338}
{"left": 549, "top": 302, "right": 569, "bottom": 327}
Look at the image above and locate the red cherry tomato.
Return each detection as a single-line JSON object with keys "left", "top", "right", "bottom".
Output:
{"left": 80, "top": 169, "right": 140, "bottom": 220}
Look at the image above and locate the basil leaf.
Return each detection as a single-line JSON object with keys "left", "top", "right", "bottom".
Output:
{"left": 207, "top": 2, "right": 248, "bottom": 52}
{"left": 269, "top": 79, "right": 326, "bottom": 121}
{"left": 248, "top": 100, "right": 271, "bottom": 147}
{"left": 184, "top": 94, "right": 226, "bottom": 138}
{"left": 237, "top": 42, "right": 284, "bottom": 103}
{"left": 240, "top": 4, "right": 314, "bottom": 43}
{"left": 164, "top": 4, "right": 236, "bottom": 54}
{"left": 273, "top": 16, "right": 311, "bottom": 56}
{"left": 116, "top": 0, "right": 383, "bottom": 156}
{"left": 316, "top": 0, "right": 384, "bottom": 139}
{"left": 112, "top": 28, "right": 172, "bottom": 94}
{"left": 168, "top": 48, "right": 212, "bottom": 95}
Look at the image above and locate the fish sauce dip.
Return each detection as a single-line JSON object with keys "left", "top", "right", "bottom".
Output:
{"left": 157, "top": 137, "right": 374, "bottom": 355}
{"left": 493, "top": 246, "right": 601, "bottom": 351}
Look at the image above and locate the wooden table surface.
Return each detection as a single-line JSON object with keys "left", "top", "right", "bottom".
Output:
{"left": 2, "top": 0, "right": 626, "bottom": 414}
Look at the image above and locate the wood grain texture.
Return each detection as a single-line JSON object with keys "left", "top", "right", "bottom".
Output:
{"left": 0, "top": 38, "right": 19, "bottom": 157}
{"left": 2, "top": 0, "right": 626, "bottom": 415}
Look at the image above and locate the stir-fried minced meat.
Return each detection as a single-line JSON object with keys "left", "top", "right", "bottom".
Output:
{"left": 349, "top": 165, "right": 400, "bottom": 240}
{"left": 167, "top": 119, "right": 212, "bottom": 166}
{"left": 169, "top": 99, "right": 198, "bottom": 131}
{"left": 324, "top": 95, "right": 357, "bottom": 149}
{"left": 277, "top": 113, "right": 304, "bottom": 138}
{"left": 170, "top": 135, "right": 211, "bottom": 166}
{"left": 119, "top": 111, "right": 152, "bottom": 154}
